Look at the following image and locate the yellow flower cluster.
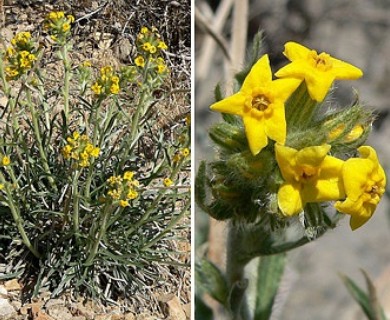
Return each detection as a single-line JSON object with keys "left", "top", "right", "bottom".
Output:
{"left": 106, "top": 171, "right": 139, "bottom": 207}
{"left": 173, "top": 148, "right": 190, "bottom": 164}
{"left": 210, "top": 41, "right": 386, "bottom": 230}
{"left": 44, "top": 11, "right": 75, "bottom": 44}
{"left": 163, "top": 177, "right": 173, "bottom": 187}
{"left": 61, "top": 132, "right": 100, "bottom": 167}
{"left": 135, "top": 26, "right": 168, "bottom": 75}
{"left": 91, "top": 66, "right": 120, "bottom": 96}
{"left": 3, "top": 32, "right": 37, "bottom": 80}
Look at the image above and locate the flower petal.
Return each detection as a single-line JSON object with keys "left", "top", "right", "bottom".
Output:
{"left": 275, "top": 144, "right": 298, "bottom": 181}
{"left": 241, "top": 54, "right": 272, "bottom": 94}
{"left": 305, "top": 71, "right": 335, "bottom": 102}
{"left": 274, "top": 60, "right": 309, "bottom": 79}
{"left": 342, "top": 158, "right": 374, "bottom": 201}
{"left": 278, "top": 182, "right": 303, "bottom": 216}
{"left": 243, "top": 115, "right": 267, "bottom": 155}
{"left": 295, "top": 144, "right": 331, "bottom": 167}
{"left": 264, "top": 102, "right": 286, "bottom": 144}
{"left": 282, "top": 41, "right": 311, "bottom": 61}
{"left": 210, "top": 92, "right": 246, "bottom": 115}
{"left": 269, "top": 78, "right": 302, "bottom": 101}
{"left": 330, "top": 57, "right": 363, "bottom": 80}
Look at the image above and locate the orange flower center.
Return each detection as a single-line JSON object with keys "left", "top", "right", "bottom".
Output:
{"left": 252, "top": 94, "right": 270, "bottom": 111}
{"left": 309, "top": 50, "right": 332, "bottom": 71}
{"left": 296, "top": 165, "right": 319, "bottom": 182}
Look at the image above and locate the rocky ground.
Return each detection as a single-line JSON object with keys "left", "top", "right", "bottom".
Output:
{"left": 0, "top": 0, "right": 191, "bottom": 319}
{"left": 195, "top": 0, "right": 390, "bottom": 319}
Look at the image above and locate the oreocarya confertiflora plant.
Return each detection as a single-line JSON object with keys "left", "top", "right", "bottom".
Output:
{"left": 196, "top": 40, "right": 386, "bottom": 318}
{"left": 0, "top": 13, "right": 190, "bottom": 301}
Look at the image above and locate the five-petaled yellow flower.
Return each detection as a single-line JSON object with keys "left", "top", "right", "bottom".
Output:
{"left": 210, "top": 55, "right": 301, "bottom": 155}
{"left": 275, "top": 144, "right": 345, "bottom": 216}
{"left": 275, "top": 42, "right": 363, "bottom": 102}
{"left": 335, "top": 146, "right": 386, "bottom": 230}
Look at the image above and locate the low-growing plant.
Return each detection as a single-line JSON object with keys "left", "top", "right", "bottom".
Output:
{"left": 0, "top": 11, "right": 190, "bottom": 301}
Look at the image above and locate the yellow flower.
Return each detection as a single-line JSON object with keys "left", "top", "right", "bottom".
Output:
{"left": 140, "top": 27, "right": 149, "bottom": 34}
{"left": 2, "top": 156, "right": 11, "bottom": 166}
{"left": 275, "top": 42, "right": 363, "bottom": 102}
{"left": 123, "top": 171, "right": 134, "bottom": 181}
{"left": 163, "top": 178, "right": 173, "bottom": 187}
{"left": 149, "top": 45, "right": 157, "bottom": 54}
{"left": 210, "top": 54, "right": 301, "bottom": 155}
{"left": 62, "top": 23, "right": 71, "bottom": 32}
{"left": 110, "top": 84, "right": 120, "bottom": 94}
{"left": 119, "top": 200, "right": 129, "bottom": 207}
{"left": 67, "top": 14, "right": 75, "bottom": 23}
{"left": 135, "top": 56, "right": 145, "bottom": 68}
{"left": 157, "top": 64, "right": 166, "bottom": 74}
{"left": 90, "top": 147, "right": 100, "bottom": 157}
{"left": 91, "top": 82, "right": 102, "bottom": 95}
{"left": 126, "top": 189, "right": 138, "bottom": 200}
{"left": 335, "top": 146, "right": 386, "bottom": 230}
{"left": 82, "top": 60, "right": 92, "bottom": 67}
{"left": 0, "top": 184, "right": 4, "bottom": 190}
{"left": 157, "top": 41, "right": 168, "bottom": 50}
{"left": 181, "top": 148, "right": 190, "bottom": 157}
{"left": 111, "top": 76, "right": 119, "bottom": 84}
{"left": 275, "top": 144, "right": 345, "bottom": 216}
{"left": 142, "top": 42, "right": 152, "bottom": 52}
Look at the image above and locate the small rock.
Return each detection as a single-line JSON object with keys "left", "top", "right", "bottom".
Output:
{"left": 35, "top": 311, "right": 55, "bottom": 320}
{"left": 0, "top": 286, "right": 7, "bottom": 296}
{"left": 111, "top": 314, "right": 124, "bottom": 320}
{"left": 182, "top": 303, "right": 191, "bottom": 319}
{"left": 0, "top": 298, "right": 16, "bottom": 320}
{"left": 45, "top": 299, "right": 65, "bottom": 309}
{"left": 124, "top": 313, "right": 135, "bottom": 320}
{"left": 95, "top": 315, "right": 112, "bottom": 320}
{"left": 158, "top": 294, "right": 186, "bottom": 320}
{"left": 74, "top": 302, "right": 95, "bottom": 320}
{"left": 46, "top": 306, "right": 73, "bottom": 320}
{"left": 10, "top": 300, "right": 22, "bottom": 311}
{"left": 4, "top": 279, "right": 21, "bottom": 291}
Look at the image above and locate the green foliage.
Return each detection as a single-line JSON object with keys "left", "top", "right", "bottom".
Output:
{"left": 341, "top": 270, "right": 387, "bottom": 320}
{"left": 0, "top": 16, "right": 190, "bottom": 301}
{"left": 254, "top": 254, "right": 286, "bottom": 320}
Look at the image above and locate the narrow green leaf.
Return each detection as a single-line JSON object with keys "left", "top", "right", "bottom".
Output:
{"left": 254, "top": 253, "right": 286, "bottom": 320}
{"left": 340, "top": 271, "right": 387, "bottom": 320}
{"left": 195, "top": 258, "right": 229, "bottom": 306}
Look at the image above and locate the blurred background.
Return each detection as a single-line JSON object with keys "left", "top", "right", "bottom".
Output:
{"left": 195, "top": 0, "right": 390, "bottom": 319}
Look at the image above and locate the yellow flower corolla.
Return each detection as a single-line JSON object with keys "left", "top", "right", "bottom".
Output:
{"left": 123, "top": 171, "right": 134, "bottom": 181}
{"left": 158, "top": 41, "right": 168, "bottom": 50}
{"left": 91, "top": 82, "right": 102, "bottom": 95}
{"left": 2, "top": 156, "right": 11, "bottom": 166}
{"left": 275, "top": 42, "right": 363, "bottom": 102}
{"left": 335, "top": 146, "right": 386, "bottom": 230}
{"left": 163, "top": 178, "right": 173, "bottom": 187}
{"left": 135, "top": 56, "right": 145, "bottom": 68}
{"left": 119, "top": 200, "right": 129, "bottom": 207}
{"left": 275, "top": 144, "right": 345, "bottom": 216}
{"left": 210, "top": 55, "right": 301, "bottom": 155}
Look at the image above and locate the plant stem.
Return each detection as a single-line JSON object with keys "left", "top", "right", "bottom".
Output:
{"left": 0, "top": 171, "right": 41, "bottom": 258}
{"left": 72, "top": 169, "right": 81, "bottom": 239}
{"left": 61, "top": 43, "right": 71, "bottom": 119}
{"left": 26, "top": 91, "right": 57, "bottom": 191}
{"left": 84, "top": 204, "right": 113, "bottom": 265}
